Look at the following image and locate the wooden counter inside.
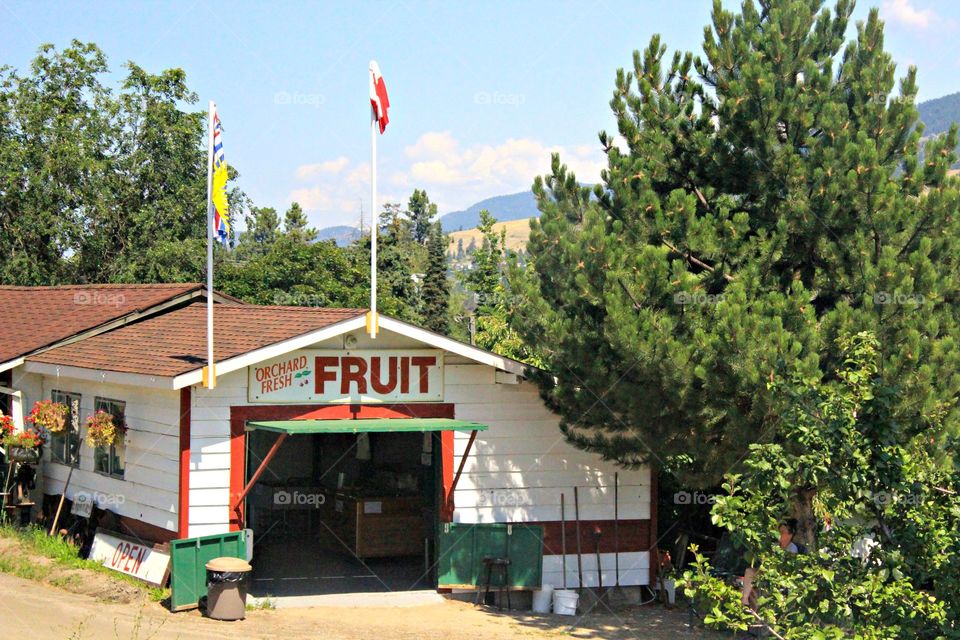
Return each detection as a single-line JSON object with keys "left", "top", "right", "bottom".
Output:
{"left": 320, "top": 490, "right": 426, "bottom": 559}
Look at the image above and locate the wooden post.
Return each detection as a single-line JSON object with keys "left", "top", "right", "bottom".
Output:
{"left": 49, "top": 465, "right": 75, "bottom": 535}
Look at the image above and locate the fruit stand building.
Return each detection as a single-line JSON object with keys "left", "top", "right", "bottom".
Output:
{"left": 0, "top": 284, "right": 656, "bottom": 597}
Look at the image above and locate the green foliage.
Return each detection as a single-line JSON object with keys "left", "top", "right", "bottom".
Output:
{"left": 408, "top": 188, "right": 438, "bottom": 245}
{"left": 283, "top": 201, "right": 315, "bottom": 243}
{"left": 0, "top": 41, "right": 232, "bottom": 285}
{"left": 236, "top": 206, "right": 280, "bottom": 260}
{"left": 688, "top": 333, "right": 959, "bottom": 638}
{"left": 512, "top": 0, "right": 960, "bottom": 487}
{"left": 218, "top": 232, "right": 368, "bottom": 309}
{"left": 463, "top": 210, "right": 504, "bottom": 314}
{"left": 0, "top": 524, "right": 167, "bottom": 602}
{"left": 421, "top": 222, "right": 450, "bottom": 333}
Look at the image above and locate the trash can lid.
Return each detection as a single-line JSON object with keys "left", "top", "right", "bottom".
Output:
{"left": 206, "top": 556, "right": 252, "bottom": 572}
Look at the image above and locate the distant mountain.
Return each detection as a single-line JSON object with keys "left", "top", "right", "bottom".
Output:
{"left": 315, "top": 225, "right": 361, "bottom": 247}
{"left": 315, "top": 93, "right": 960, "bottom": 244}
{"left": 918, "top": 92, "right": 960, "bottom": 137}
{"left": 439, "top": 191, "right": 539, "bottom": 233}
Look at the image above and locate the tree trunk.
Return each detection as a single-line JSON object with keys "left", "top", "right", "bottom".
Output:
{"left": 791, "top": 487, "right": 818, "bottom": 552}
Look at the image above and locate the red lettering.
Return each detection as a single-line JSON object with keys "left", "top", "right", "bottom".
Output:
{"left": 369, "top": 356, "right": 398, "bottom": 394}
{"left": 340, "top": 357, "right": 368, "bottom": 394}
{"left": 131, "top": 547, "right": 145, "bottom": 574}
{"left": 400, "top": 357, "right": 410, "bottom": 394}
{"left": 315, "top": 357, "right": 339, "bottom": 394}
{"left": 111, "top": 544, "right": 123, "bottom": 567}
{"left": 124, "top": 545, "right": 139, "bottom": 572}
{"left": 411, "top": 356, "right": 436, "bottom": 393}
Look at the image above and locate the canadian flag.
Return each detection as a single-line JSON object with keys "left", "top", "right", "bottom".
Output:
{"left": 369, "top": 60, "right": 390, "bottom": 134}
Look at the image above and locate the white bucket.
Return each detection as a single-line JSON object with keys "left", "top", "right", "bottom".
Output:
{"left": 531, "top": 585, "right": 554, "bottom": 613}
{"left": 552, "top": 589, "right": 579, "bottom": 616}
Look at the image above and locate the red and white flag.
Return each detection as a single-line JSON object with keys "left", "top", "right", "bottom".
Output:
{"left": 369, "top": 60, "right": 390, "bottom": 134}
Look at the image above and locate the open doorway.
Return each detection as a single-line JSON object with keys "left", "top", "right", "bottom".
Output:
{"left": 245, "top": 428, "right": 441, "bottom": 597}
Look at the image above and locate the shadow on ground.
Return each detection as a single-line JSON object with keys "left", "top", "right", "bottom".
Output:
{"left": 474, "top": 601, "right": 729, "bottom": 640}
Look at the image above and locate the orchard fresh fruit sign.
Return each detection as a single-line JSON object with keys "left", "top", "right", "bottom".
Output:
{"left": 248, "top": 350, "right": 444, "bottom": 403}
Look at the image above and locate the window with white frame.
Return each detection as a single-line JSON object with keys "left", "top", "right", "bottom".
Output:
{"left": 50, "top": 391, "right": 81, "bottom": 466}
{"left": 93, "top": 397, "right": 125, "bottom": 479}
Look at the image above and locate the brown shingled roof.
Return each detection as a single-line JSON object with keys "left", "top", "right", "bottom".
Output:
{"left": 27, "top": 302, "right": 366, "bottom": 377}
{"left": 0, "top": 283, "right": 207, "bottom": 363}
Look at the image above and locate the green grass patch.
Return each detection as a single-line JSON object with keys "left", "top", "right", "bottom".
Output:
{"left": 0, "top": 524, "right": 168, "bottom": 602}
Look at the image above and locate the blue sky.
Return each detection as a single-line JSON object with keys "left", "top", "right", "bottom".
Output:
{"left": 2, "top": 0, "right": 958, "bottom": 229}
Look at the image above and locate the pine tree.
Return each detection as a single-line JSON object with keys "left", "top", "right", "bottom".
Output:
{"left": 514, "top": 0, "right": 960, "bottom": 510}
{"left": 420, "top": 222, "right": 450, "bottom": 334}
{"left": 236, "top": 206, "right": 280, "bottom": 260}
{"left": 374, "top": 203, "right": 419, "bottom": 321}
{"left": 283, "top": 202, "right": 316, "bottom": 243}
{"left": 464, "top": 210, "right": 503, "bottom": 313}
{"left": 408, "top": 189, "right": 438, "bottom": 245}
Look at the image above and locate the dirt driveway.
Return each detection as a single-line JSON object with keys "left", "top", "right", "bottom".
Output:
{"left": 0, "top": 572, "right": 724, "bottom": 640}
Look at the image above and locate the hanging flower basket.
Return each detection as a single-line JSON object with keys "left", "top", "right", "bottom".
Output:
{"left": 25, "top": 400, "right": 69, "bottom": 433}
{"left": 85, "top": 410, "right": 125, "bottom": 448}
{"left": 8, "top": 446, "right": 40, "bottom": 464}
{"left": 2, "top": 422, "right": 46, "bottom": 463}
{"left": 0, "top": 414, "right": 13, "bottom": 440}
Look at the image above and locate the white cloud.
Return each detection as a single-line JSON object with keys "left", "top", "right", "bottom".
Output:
{"left": 295, "top": 156, "right": 350, "bottom": 180}
{"left": 882, "top": 0, "right": 934, "bottom": 28}
{"left": 392, "top": 132, "right": 605, "bottom": 213}
{"left": 404, "top": 131, "right": 460, "bottom": 162}
{"left": 287, "top": 186, "right": 332, "bottom": 211}
{"left": 286, "top": 135, "right": 605, "bottom": 228}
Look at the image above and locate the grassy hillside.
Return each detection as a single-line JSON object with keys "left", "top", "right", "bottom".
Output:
{"left": 447, "top": 218, "right": 533, "bottom": 257}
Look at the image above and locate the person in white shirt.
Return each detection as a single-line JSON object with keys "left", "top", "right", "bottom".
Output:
{"left": 742, "top": 519, "right": 802, "bottom": 607}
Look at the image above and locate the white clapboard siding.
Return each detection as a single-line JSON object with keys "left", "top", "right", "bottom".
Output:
{"left": 449, "top": 377, "right": 651, "bottom": 528}
{"left": 455, "top": 453, "right": 651, "bottom": 477}
{"left": 444, "top": 364, "right": 495, "bottom": 386}
{"left": 189, "top": 487, "right": 230, "bottom": 507}
{"left": 189, "top": 451, "right": 232, "bottom": 471}
{"left": 454, "top": 502, "right": 650, "bottom": 523}
{"left": 189, "top": 505, "right": 231, "bottom": 525}
{"left": 191, "top": 437, "right": 232, "bottom": 455}
{"left": 189, "top": 420, "right": 231, "bottom": 439}
{"left": 443, "top": 384, "right": 531, "bottom": 404}
{"left": 543, "top": 552, "right": 651, "bottom": 587}
{"left": 186, "top": 370, "right": 246, "bottom": 536}
{"left": 187, "top": 524, "right": 230, "bottom": 538}
{"left": 452, "top": 486, "right": 650, "bottom": 511}
{"left": 189, "top": 469, "right": 231, "bottom": 490}
{"left": 30, "top": 372, "right": 181, "bottom": 533}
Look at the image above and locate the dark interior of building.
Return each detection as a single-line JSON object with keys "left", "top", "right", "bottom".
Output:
{"left": 245, "top": 429, "right": 439, "bottom": 597}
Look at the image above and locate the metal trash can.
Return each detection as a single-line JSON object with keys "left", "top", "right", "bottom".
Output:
{"left": 204, "top": 556, "right": 252, "bottom": 620}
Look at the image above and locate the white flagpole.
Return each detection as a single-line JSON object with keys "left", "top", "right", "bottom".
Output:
{"left": 369, "top": 67, "right": 378, "bottom": 339}
{"left": 205, "top": 101, "right": 216, "bottom": 388}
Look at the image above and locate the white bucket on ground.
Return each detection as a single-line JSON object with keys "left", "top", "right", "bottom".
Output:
{"left": 552, "top": 589, "right": 579, "bottom": 616}
{"left": 532, "top": 585, "right": 554, "bottom": 613}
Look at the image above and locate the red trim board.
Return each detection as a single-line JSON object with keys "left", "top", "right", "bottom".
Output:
{"left": 178, "top": 387, "right": 190, "bottom": 538}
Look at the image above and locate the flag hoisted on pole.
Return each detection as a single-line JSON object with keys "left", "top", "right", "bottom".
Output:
{"left": 204, "top": 101, "right": 230, "bottom": 389}
{"left": 368, "top": 60, "right": 390, "bottom": 339}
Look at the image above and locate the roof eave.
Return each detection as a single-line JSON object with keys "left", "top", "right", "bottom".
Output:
{"left": 172, "top": 314, "right": 369, "bottom": 389}
{"left": 23, "top": 361, "right": 178, "bottom": 390}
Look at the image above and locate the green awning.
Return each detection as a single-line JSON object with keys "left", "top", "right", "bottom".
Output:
{"left": 246, "top": 418, "right": 488, "bottom": 434}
